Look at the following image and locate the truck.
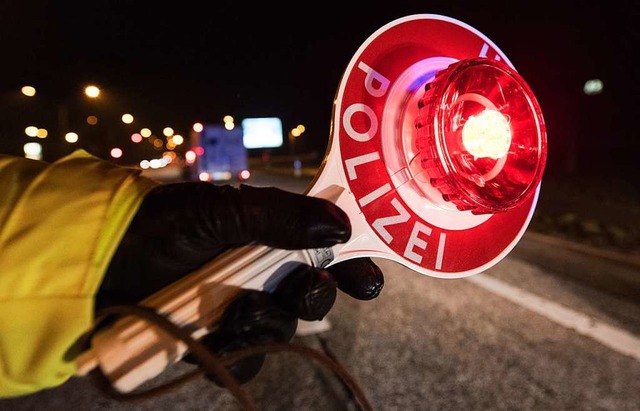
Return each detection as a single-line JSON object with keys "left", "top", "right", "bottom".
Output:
{"left": 188, "top": 123, "right": 250, "bottom": 182}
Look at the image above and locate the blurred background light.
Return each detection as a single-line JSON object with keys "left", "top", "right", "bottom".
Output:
{"left": 21, "top": 86, "right": 36, "bottom": 97}
{"left": 185, "top": 150, "right": 196, "bottom": 164}
{"left": 23, "top": 142, "right": 42, "bottom": 160}
{"left": 85, "top": 85, "right": 100, "bottom": 98}
{"left": 122, "top": 113, "right": 134, "bottom": 124}
{"left": 65, "top": 132, "right": 79, "bottom": 143}
{"left": 110, "top": 147, "right": 123, "bottom": 158}
{"left": 172, "top": 134, "right": 184, "bottom": 145}
{"left": 25, "top": 126, "right": 38, "bottom": 137}
{"left": 583, "top": 79, "right": 603, "bottom": 96}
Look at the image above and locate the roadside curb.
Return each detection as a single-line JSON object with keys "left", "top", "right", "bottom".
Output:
{"left": 514, "top": 231, "right": 640, "bottom": 302}
{"left": 523, "top": 231, "right": 640, "bottom": 270}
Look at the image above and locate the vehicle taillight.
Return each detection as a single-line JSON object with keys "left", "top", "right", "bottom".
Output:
{"left": 238, "top": 169, "right": 251, "bottom": 180}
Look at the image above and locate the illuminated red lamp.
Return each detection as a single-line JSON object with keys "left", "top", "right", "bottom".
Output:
{"left": 414, "top": 57, "right": 547, "bottom": 214}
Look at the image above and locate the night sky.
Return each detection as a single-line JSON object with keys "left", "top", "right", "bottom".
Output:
{"left": 1, "top": 1, "right": 637, "bottom": 177}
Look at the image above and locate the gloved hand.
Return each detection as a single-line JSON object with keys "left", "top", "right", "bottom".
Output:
{"left": 98, "top": 182, "right": 384, "bottom": 384}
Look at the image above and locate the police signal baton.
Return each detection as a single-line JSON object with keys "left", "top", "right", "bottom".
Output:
{"left": 75, "top": 14, "right": 548, "bottom": 393}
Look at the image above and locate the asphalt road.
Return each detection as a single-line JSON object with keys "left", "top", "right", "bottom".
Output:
{"left": 2, "top": 169, "right": 639, "bottom": 411}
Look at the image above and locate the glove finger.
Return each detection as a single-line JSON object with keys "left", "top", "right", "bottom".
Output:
{"left": 327, "top": 257, "right": 384, "bottom": 300}
{"left": 184, "top": 290, "right": 297, "bottom": 385}
{"left": 228, "top": 184, "right": 351, "bottom": 249}
{"left": 273, "top": 264, "right": 338, "bottom": 321}
{"left": 205, "top": 264, "right": 340, "bottom": 383}
{"left": 215, "top": 290, "right": 298, "bottom": 343}
{"left": 101, "top": 183, "right": 351, "bottom": 309}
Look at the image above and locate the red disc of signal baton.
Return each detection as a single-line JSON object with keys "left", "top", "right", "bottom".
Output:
{"left": 318, "top": 14, "right": 546, "bottom": 278}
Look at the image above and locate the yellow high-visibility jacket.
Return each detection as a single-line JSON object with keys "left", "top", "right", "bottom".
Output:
{"left": 0, "top": 150, "right": 159, "bottom": 398}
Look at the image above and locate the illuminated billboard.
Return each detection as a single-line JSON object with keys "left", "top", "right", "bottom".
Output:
{"left": 241, "top": 117, "right": 283, "bottom": 149}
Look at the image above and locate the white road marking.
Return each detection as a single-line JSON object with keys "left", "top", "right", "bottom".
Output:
{"left": 467, "top": 274, "right": 640, "bottom": 361}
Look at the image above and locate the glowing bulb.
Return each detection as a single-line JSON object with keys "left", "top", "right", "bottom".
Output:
{"left": 461, "top": 109, "right": 511, "bottom": 160}
{"left": 414, "top": 58, "right": 546, "bottom": 214}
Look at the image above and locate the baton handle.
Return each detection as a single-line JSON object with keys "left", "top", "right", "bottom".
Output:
{"left": 76, "top": 245, "right": 329, "bottom": 391}
{"left": 74, "top": 184, "right": 344, "bottom": 393}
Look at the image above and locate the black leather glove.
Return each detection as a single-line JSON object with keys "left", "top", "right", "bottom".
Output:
{"left": 98, "top": 182, "right": 384, "bottom": 383}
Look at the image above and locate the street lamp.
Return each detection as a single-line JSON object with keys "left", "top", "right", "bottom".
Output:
{"left": 84, "top": 85, "right": 100, "bottom": 99}
{"left": 21, "top": 86, "right": 36, "bottom": 97}
{"left": 289, "top": 124, "right": 305, "bottom": 154}
{"left": 56, "top": 84, "right": 102, "bottom": 154}
{"left": 65, "top": 132, "right": 79, "bottom": 143}
{"left": 121, "top": 113, "right": 134, "bottom": 124}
